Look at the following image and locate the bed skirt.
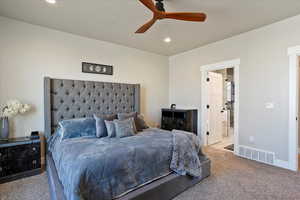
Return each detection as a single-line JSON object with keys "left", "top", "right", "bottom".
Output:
{"left": 46, "top": 154, "right": 211, "bottom": 200}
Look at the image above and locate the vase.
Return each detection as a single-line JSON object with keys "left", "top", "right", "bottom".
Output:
{"left": 0, "top": 117, "right": 9, "bottom": 141}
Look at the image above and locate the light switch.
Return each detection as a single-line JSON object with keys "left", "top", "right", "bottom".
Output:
{"left": 265, "top": 102, "right": 274, "bottom": 109}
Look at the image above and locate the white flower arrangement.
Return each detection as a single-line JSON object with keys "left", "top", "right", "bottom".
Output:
{"left": 0, "top": 100, "right": 31, "bottom": 118}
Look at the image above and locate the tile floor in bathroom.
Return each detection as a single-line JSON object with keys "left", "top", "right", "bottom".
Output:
{"left": 209, "top": 128, "right": 234, "bottom": 152}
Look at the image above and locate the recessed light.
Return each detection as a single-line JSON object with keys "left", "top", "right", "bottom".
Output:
{"left": 164, "top": 37, "right": 171, "bottom": 43}
{"left": 45, "top": 0, "right": 56, "bottom": 4}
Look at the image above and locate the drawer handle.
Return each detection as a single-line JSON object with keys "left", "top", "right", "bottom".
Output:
{"left": 32, "top": 147, "right": 36, "bottom": 151}
{"left": 0, "top": 167, "right": 2, "bottom": 172}
{"left": 32, "top": 160, "right": 37, "bottom": 164}
{"left": 0, "top": 153, "right": 2, "bottom": 157}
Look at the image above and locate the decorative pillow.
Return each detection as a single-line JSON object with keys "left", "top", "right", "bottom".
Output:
{"left": 93, "top": 114, "right": 117, "bottom": 138}
{"left": 118, "top": 112, "right": 137, "bottom": 120}
{"left": 59, "top": 117, "right": 96, "bottom": 140}
{"left": 117, "top": 112, "right": 138, "bottom": 133}
{"left": 105, "top": 120, "right": 116, "bottom": 138}
{"left": 136, "top": 115, "right": 149, "bottom": 131}
{"left": 114, "top": 118, "right": 135, "bottom": 138}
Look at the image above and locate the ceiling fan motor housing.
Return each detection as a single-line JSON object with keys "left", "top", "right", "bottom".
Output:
{"left": 155, "top": 0, "right": 165, "bottom": 12}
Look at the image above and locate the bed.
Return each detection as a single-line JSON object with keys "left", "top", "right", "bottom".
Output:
{"left": 44, "top": 77, "right": 211, "bottom": 200}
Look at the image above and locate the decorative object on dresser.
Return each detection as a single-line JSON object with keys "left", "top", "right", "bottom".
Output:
{"left": 0, "top": 137, "right": 42, "bottom": 184}
{"left": 0, "top": 100, "right": 31, "bottom": 141}
{"left": 30, "top": 131, "right": 40, "bottom": 140}
{"left": 170, "top": 104, "right": 176, "bottom": 110}
{"left": 161, "top": 109, "right": 198, "bottom": 135}
{"left": 82, "top": 62, "right": 113, "bottom": 75}
{"left": 0, "top": 118, "right": 9, "bottom": 141}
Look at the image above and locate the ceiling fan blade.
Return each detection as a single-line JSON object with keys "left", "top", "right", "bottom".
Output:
{"left": 135, "top": 18, "right": 157, "bottom": 33}
{"left": 138, "top": 0, "right": 158, "bottom": 13}
{"left": 164, "top": 12, "right": 207, "bottom": 22}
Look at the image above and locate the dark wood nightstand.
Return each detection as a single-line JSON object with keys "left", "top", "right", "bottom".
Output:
{"left": 0, "top": 137, "right": 42, "bottom": 184}
{"left": 161, "top": 109, "right": 198, "bottom": 135}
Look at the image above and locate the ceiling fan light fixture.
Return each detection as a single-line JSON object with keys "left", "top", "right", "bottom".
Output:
{"left": 45, "top": 0, "right": 56, "bottom": 4}
{"left": 164, "top": 37, "right": 171, "bottom": 43}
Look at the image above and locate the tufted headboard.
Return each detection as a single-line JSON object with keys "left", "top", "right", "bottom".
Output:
{"left": 44, "top": 77, "right": 140, "bottom": 139}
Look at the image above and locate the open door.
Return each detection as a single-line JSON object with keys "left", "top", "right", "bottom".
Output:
{"left": 207, "top": 72, "right": 225, "bottom": 145}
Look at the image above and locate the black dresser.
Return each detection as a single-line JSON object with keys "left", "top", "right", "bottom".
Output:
{"left": 0, "top": 137, "right": 42, "bottom": 184}
{"left": 161, "top": 109, "right": 198, "bottom": 135}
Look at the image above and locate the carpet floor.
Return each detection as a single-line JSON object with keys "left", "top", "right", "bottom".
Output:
{"left": 1, "top": 147, "right": 300, "bottom": 200}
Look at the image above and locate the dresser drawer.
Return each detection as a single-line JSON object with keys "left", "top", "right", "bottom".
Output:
{"left": 7, "top": 143, "right": 40, "bottom": 160}
{"left": 0, "top": 148, "right": 8, "bottom": 161}
{"left": 0, "top": 163, "right": 14, "bottom": 177}
{"left": 12, "top": 157, "right": 41, "bottom": 174}
{"left": 0, "top": 157, "right": 41, "bottom": 178}
{"left": 29, "top": 143, "right": 40, "bottom": 156}
{"left": 27, "top": 156, "right": 41, "bottom": 169}
{"left": 7, "top": 144, "right": 27, "bottom": 159}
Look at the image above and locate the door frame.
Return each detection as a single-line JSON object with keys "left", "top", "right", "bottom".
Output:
{"left": 288, "top": 46, "right": 300, "bottom": 171}
{"left": 200, "top": 59, "right": 240, "bottom": 155}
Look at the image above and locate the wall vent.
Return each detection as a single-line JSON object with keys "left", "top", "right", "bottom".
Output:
{"left": 238, "top": 145, "right": 275, "bottom": 165}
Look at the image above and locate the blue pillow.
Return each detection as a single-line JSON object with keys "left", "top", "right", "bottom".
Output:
{"left": 59, "top": 117, "right": 96, "bottom": 140}
{"left": 93, "top": 114, "right": 117, "bottom": 138}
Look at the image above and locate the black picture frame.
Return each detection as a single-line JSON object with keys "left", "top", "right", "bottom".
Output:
{"left": 82, "top": 62, "right": 113, "bottom": 75}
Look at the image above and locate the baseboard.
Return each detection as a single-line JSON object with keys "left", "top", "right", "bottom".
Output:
{"left": 274, "top": 159, "right": 290, "bottom": 170}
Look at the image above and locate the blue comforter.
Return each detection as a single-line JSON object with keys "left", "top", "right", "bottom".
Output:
{"left": 49, "top": 128, "right": 202, "bottom": 200}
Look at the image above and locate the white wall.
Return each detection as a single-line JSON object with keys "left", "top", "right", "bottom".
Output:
{"left": 3, "top": 12, "right": 300, "bottom": 163}
{"left": 169, "top": 14, "right": 300, "bottom": 161}
{"left": 0, "top": 16, "right": 169, "bottom": 138}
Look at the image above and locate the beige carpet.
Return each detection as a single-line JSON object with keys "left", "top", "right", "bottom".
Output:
{"left": 1, "top": 147, "right": 300, "bottom": 200}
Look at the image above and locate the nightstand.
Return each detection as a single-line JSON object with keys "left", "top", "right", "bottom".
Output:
{"left": 161, "top": 109, "right": 198, "bottom": 135}
{"left": 0, "top": 137, "right": 42, "bottom": 184}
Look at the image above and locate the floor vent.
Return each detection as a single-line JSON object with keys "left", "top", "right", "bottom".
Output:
{"left": 238, "top": 145, "right": 275, "bottom": 165}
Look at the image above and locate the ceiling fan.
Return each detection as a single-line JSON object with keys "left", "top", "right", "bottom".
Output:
{"left": 135, "top": 0, "right": 207, "bottom": 34}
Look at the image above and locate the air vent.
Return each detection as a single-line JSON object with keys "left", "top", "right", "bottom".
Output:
{"left": 238, "top": 145, "right": 275, "bottom": 165}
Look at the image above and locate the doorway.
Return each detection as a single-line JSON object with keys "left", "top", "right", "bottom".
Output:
{"left": 207, "top": 69, "right": 235, "bottom": 151}
{"left": 200, "top": 59, "right": 240, "bottom": 155}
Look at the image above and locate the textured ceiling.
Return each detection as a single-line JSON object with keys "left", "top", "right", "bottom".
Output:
{"left": 1, "top": 0, "right": 300, "bottom": 56}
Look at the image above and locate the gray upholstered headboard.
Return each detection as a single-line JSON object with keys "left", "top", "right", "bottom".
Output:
{"left": 44, "top": 77, "right": 140, "bottom": 139}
